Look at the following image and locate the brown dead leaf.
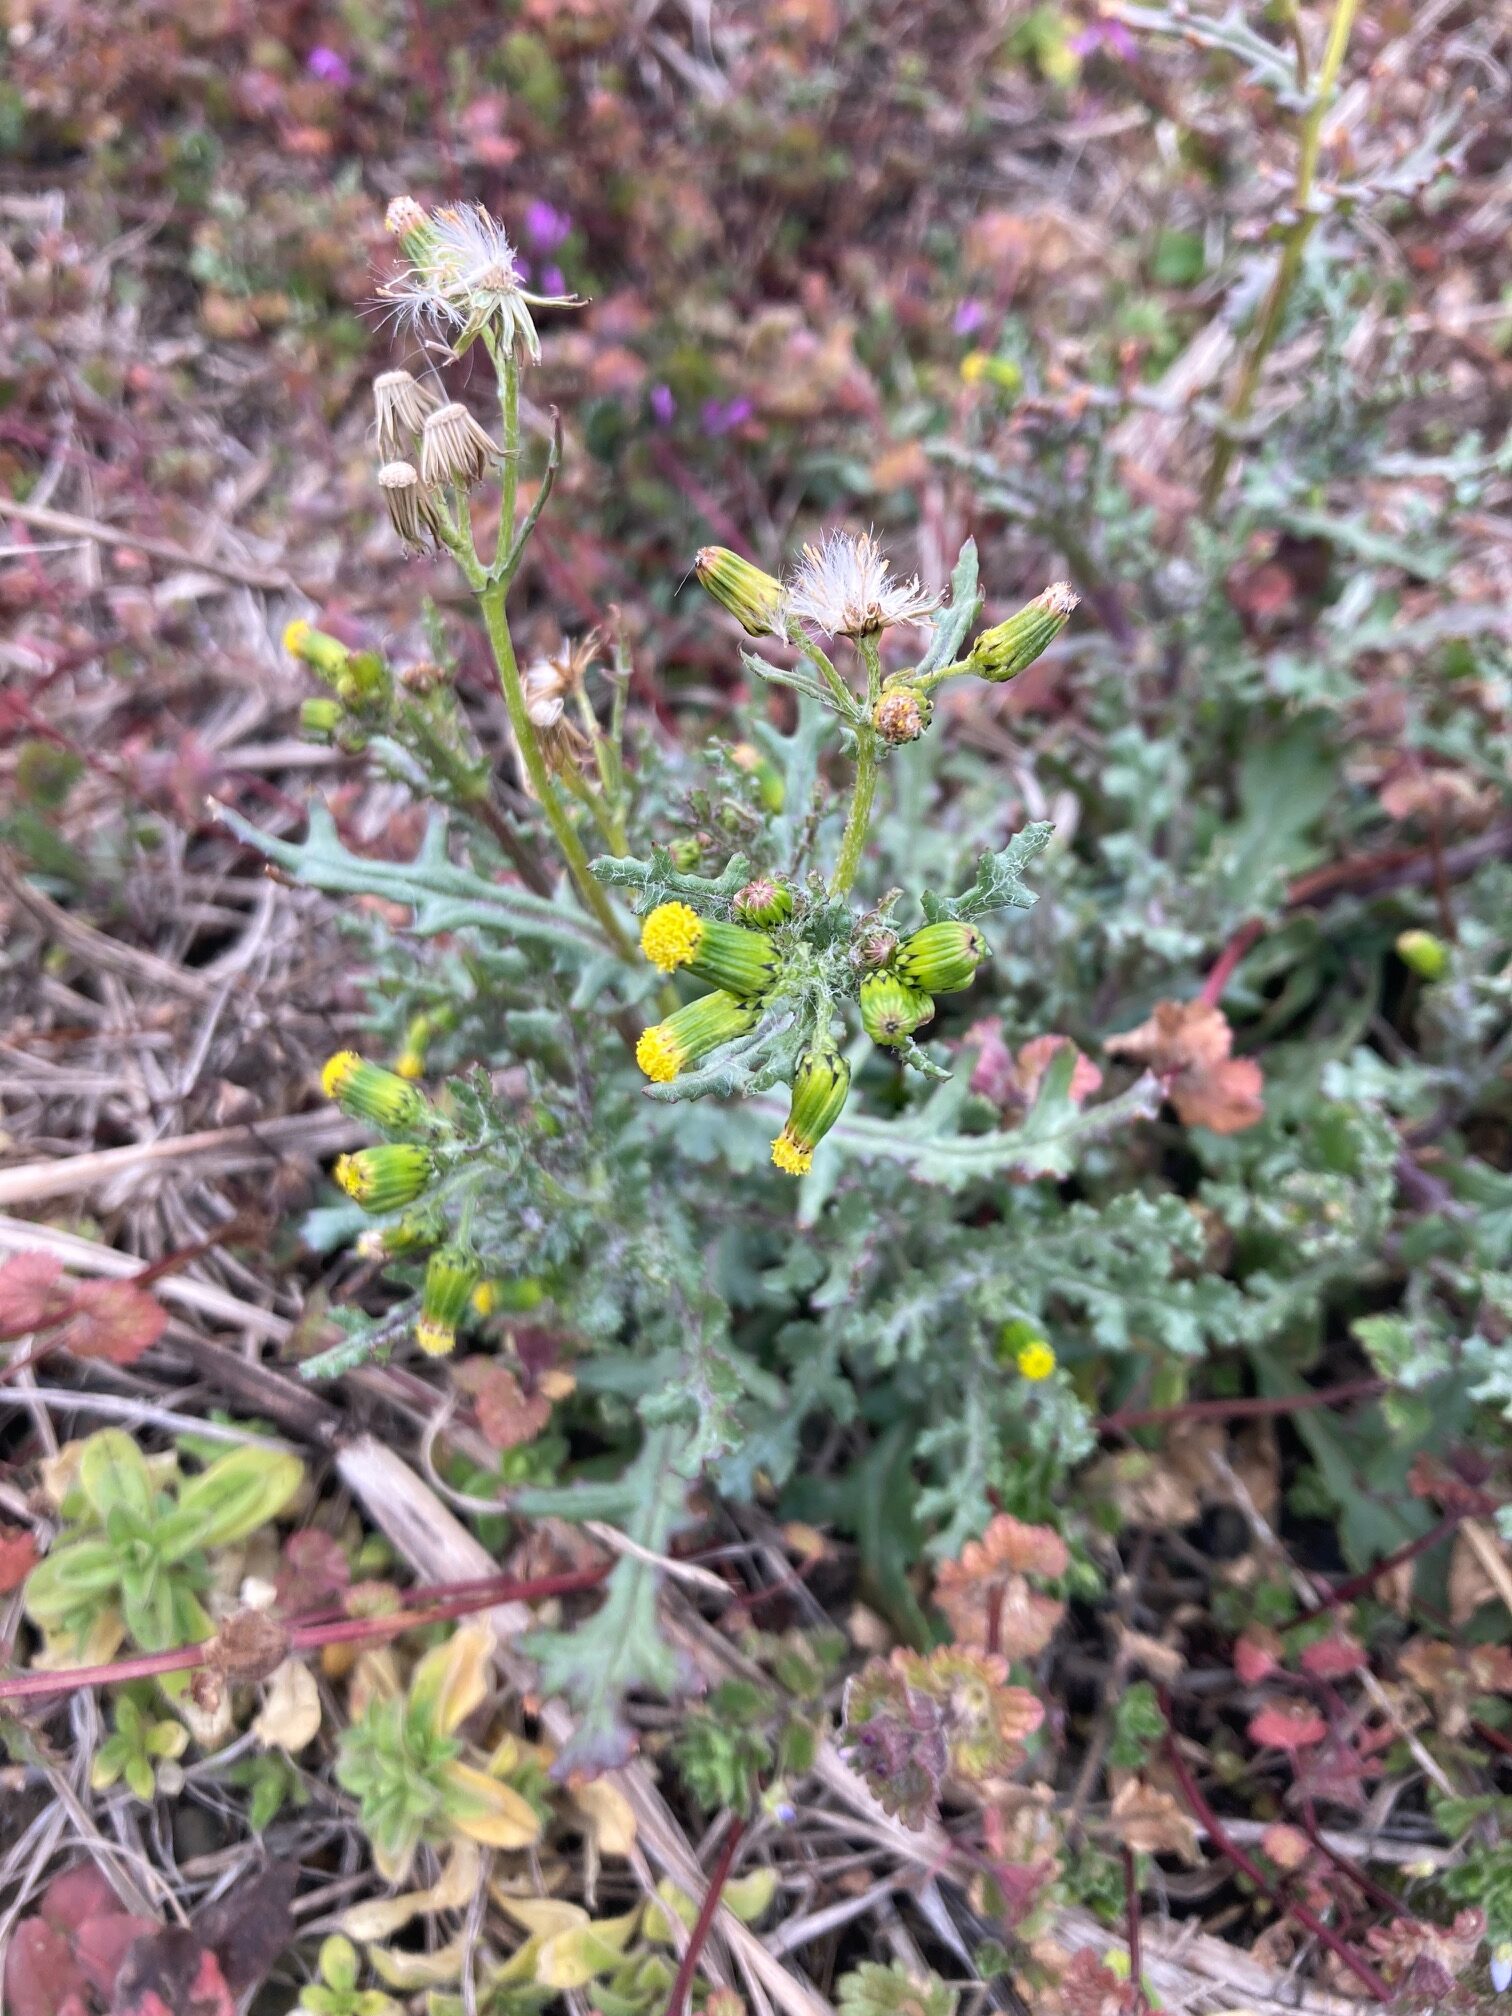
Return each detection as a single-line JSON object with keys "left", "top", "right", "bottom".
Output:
{"left": 1108, "top": 1776, "right": 1201, "bottom": 1864}
{"left": 58, "top": 1280, "right": 168, "bottom": 1365}
{"left": 934, "top": 1514, "right": 1069, "bottom": 1657}
{"left": 1448, "top": 1522, "right": 1512, "bottom": 1626}
{"left": 1104, "top": 999, "right": 1264, "bottom": 1134}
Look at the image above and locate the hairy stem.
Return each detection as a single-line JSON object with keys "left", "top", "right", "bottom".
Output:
{"left": 831, "top": 724, "right": 879, "bottom": 897}
{"left": 478, "top": 582, "right": 633, "bottom": 956}
{"left": 1202, "top": 0, "right": 1360, "bottom": 510}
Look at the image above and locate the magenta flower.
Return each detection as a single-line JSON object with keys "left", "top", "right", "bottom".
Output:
{"left": 650, "top": 384, "right": 677, "bottom": 425}
{"left": 700, "top": 397, "right": 754, "bottom": 437}
{"left": 524, "top": 201, "right": 571, "bottom": 254}
{"left": 307, "top": 46, "right": 353, "bottom": 86}
{"left": 953, "top": 299, "right": 987, "bottom": 338}
{"left": 1069, "top": 18, "right": 1137, "bottom": 60}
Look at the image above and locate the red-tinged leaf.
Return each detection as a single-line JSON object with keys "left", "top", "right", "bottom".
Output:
{"left": 0, "top": 1252, "right": 69, "bottom": 1335}
{"left": 1261, "top": 1822, "right": 1313, "bottom": 1872}
{"left": 1233, "top": 1627, "right": 1283, "bottom": 1686}
{"left": 1248, "top": 1700, "right": 1329, "bottom": 1751}
{"left": 39, "top": 1863, "right": 119, "bottom": 1936}
{"left": 0, "top": 1523, "right": 39, "bottom": 1592}
{"left": 4, "top": 1919, "right": 87, "bottom": 2016}
{"left": 73, "top": 1916, "right": 158, "bottom": 2001}
{"left": 111, "top": 1934, "right": 233, "bottom": 2016}
{"left": 58, "top": 1281, "right": 168, "bottom": 1366}
{"left": 474, "top": 1366, "right": 552, "bottom": 1451}
{"left": 1300, "top": 1632, "right": 1366, "bottom": 1679}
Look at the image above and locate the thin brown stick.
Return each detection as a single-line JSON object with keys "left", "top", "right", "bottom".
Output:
{"left": 1098, "top": 1378, "right": 1384, "bottom": 1435}
{"left": 0, "top": 494, "right": 311, "bottom": 593}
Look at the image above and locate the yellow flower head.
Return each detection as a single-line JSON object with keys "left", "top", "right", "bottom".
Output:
{"left": 415, "top": 1318, "right": 456, "bottom": 1357}
{"left": 471, "top": 1281, "right": 498, "bottom": 1317}
{"left": 636, "top": 1024, "right": 683, "bottom": 1084}
{"left": 321, "top": 1050, "right": 360, "bottom": 1100}
{"left": 771, "top": 1132, "right": 813, "bottom": 1177}
{"left": 1016, "top": 1338, "right": 1056, "bottom": 1382}
{"left": 641, "top": 901, "right": 705, "bottom": 973}
{"left": 394, "top": 1050, "right": 424, "bottom": 1081}
{"left": 282, "top": 617, "right": 313, "bottom": 657}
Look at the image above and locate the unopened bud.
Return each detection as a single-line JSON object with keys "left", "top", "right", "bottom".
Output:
{"left": 333, "top": 1144, "right": 436, "bottom": 1212}
{"left": 283, "top": 618, "right": 350, "bottom": 681}
{"left": 417, "top": 1244, "right": 479, "bottom": 1358}
{"left": 732, "top": 877, "right": 794, "bottom": 928}
{"left": 1396, "top": 929, "right": 1448, "bottom": 981}
{"left": 639, "top": 901, "right": 778, "bottom": 998}
{"left": 873, "top": 684, "right": 931, "bottom": 744}
{"left": 636, "top": 991, "right": 760, "bottom": 1084}
{"left": 894, "top": 920, "right": 987, "bottom": 994}
{"left": 772, "top": 1040, "right": 850, "bottom": 1176}
{"left": 967, "top": 582, "right": 1079, "bottom": 682}
{"left": 299, "top": 697, "right": 344, "bottom": 742}
{"left": 667, "top": 838, "right": 704, "bottom": 871}
{"left": 320, "top": 1051, "right": 429, "bottom": 1134}
{"left": 859, "top": 972, "right": 935, "bottom": 1046}
{"left": 854, "top": 928, "right": 898, "bottom": 970}
{"left": 420, "top": 402, "right": 499, "bottom": 488}
{"left": 694, "top": 546, "right": 785, "bottom": 637}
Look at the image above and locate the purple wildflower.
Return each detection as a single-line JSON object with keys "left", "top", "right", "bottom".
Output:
{"left": 307, "top": 46, "right": 353, "bottom": 86}
{"left": 700, "top": 397, "right": 754, "bottom": 437}
{"left": 524, "top": 200, "right": 571, "bottom": 254}
{"left": 1069, "top": 18, "right": 1137, "bottom": 60}
{"left": 953, "top": 298, "right": 987, "bottom": 338}
{"left": 650, "top": 384, "right": 677, "bottom": 425}
{"left": 540, "top": 264, "right": 567, "bottom": 299}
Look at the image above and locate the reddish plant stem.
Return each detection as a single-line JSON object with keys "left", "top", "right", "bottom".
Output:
{"left": 1198, "top": 920, "right": 1265, "bottom": 1009}
{"left": 1305, "top": 1510, "right": 1462, "bottom": 1614}
{"left": 0, "top": 1563, "right": 612, "bottom": 1703}
{"left": 985, "top": 1582, "right": 1005, "bottom": 1660}
{"left": 1472, "top": 1718, "right": 1512, "bottom": 1761}
{"left": 667, "top": 1814, "right": 748, "bottom": 2016}
{"left": 1122, "top": 1844, "right": 1147, "bottom": 2012}
{"left": 1297, "top": 1813, "right": 1405, "bottom": 1921}
{"left": 1098, "top": 1378, "right": 1385, "bottom": 1435}
{"left": 1160, "top": 1711, "right": 1391, "bottom": 2002}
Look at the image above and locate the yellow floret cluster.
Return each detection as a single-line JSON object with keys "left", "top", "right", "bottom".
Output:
{"left": 770, "top": 1133, "right": 813, "bottom": 1176}
{"left": 1016, "top": 1339, "right": 1057, "bottom": 1382}
{"left": 321, "top": 1050, "right": 360, "bottom": 1100}
{"left": 640, "top": 901, "right": 705, "bottom": 973}
{"left": 415, "top": 1318, "right": 456, "bottom": 1358}
{"left": 635, "top": 1025, "right": 683, "bottom": 1084}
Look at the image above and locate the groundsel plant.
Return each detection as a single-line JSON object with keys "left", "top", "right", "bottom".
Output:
{"left": 219, "top": 196, "right": 1098, "bottom": 1762}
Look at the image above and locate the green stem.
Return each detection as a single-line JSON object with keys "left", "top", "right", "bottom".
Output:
{"left": 478, "top": 582, "right": 633, "bottom": 957}
{"left": 1201, "top": 0, "right": 1359, "bottom": 511}
{"left": 831, "top": 725, "right": 879, "bottom": 898}
{"left": 491, "top": 338, "right": 520, "bottom": 573}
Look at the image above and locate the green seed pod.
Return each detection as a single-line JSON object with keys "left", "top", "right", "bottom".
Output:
{"left": 967, "top": 583, "right": 1079, "bottom": 683}
{"left": 771, "top": 1041, "right": 850, "bottom": 1176}
{"left": 894, "top": 921, "right": 987, "bottom": 994}
{"left": 417, "top": 1245, "right": 479, "bottom": 1357}
{"left": 1396, "top": 929, "right": 1449, "bottom": 981}
{"left": 637, "top": 991, "right": 761, "bottom": 1083}
{"left": 732, "top": 877, "right": 794, "bottom": 928}
{"left": 321, "top": 1051, "right": 430, "bottom": 1134}
{"left": 694, "top": 546, "right": 785, "bottom": 637}
{"left": 334, "top": 1144, "right": 436, "bottom": 1212}
{"left": 860, "top": 972, "right": 936, "bottom": 1046}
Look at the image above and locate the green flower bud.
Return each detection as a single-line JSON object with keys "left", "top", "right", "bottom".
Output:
{"left": 299, "top": 697, "right": 345, "bottom": 742}
{"left": 894, "top": 921, "right": 987, "bottom": 994}
{"left": 283, "top": 619, "right": 350, "bottom": 681}
{"left": 667, "top": 838, "right": 704, "bottom": 872}
{"left": 772, "top": 1040, "right": 850, "bottom": 1176}
{"left": 417, "top": 1244, "right": 479, "bottom": 1357}
{"left": 860, "top": 972, "right": 936, "bottom": 1045}
{"left": 967, "top": 583, "right": 1079, "bottom": 682}
{"left": 637, "top": 991, "right": 761, "bottom": 1083}
{"left": 335, "top": 649, "right": 392, "bottom": 712}
{"left": 334, "top": 1145, "right": 436, "bottom": 1212}
{"left": 321, "top": 1051, "right": 430, "bottom": 1134}
{"left": 1396, "top": 929, "right": 1449, "bottom": 981}
{"left": 639, "top": 902, "right": 779, "bottom": 998}
{"left": 732, "top": 878, "right": 794, "bottom": 928}
{"left": 694, "top": 546, "right": 785, "bottom": 637}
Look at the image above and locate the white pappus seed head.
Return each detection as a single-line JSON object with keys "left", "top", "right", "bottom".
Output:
{"left": 419, "top": 401, "right": 499, "bottom": 488}
{"left": 379, "top": 201, "right": 580, "bottom": 362}
{"left": 378, "top": 460, "right": 442, "bottom": 552}
{"left": 784, "top": 530, "right": 938, "bottom": 638}
{"left": 372, "top": 369, "right": 440, "bottom": 459}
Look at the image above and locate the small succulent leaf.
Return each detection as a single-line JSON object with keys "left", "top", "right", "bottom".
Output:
{"left": 407, "top": 1622, "right": 492, "bottom": 1738}
{"left": 157, "top": 1446, "right": 303, "bottom": 1561}
{"left": 78, "top": 1430, "right": 156, "bottom": 1527}
{"left": 440, "top": 1762, "right": 544, "bottom": 1848}
{"left": 23, "top": 1537, "right": 123, "bottom": 1627}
